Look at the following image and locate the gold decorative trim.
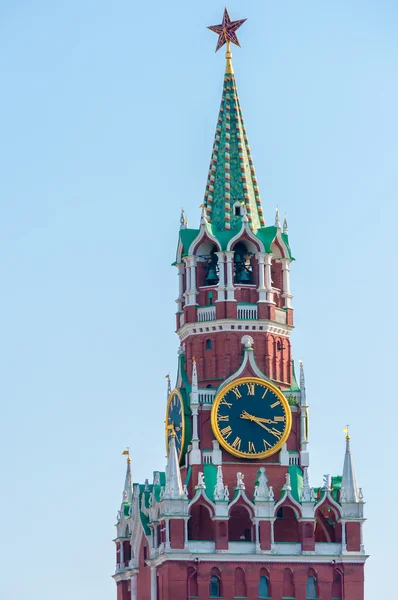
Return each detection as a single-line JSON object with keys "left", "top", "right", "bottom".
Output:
{"left": 165, "top": 388, "right": 185, "bottom": 462}
{"left": 211, "top": 376, "right": 292, "bottom": 459}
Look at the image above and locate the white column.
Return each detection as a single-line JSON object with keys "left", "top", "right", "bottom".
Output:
{"left": 131, "top": 574, "right": 138, "bottom": 600}
{"left": 341, "top": 520, "right": 346, "bottom": 553}
{"left": 256, "top": 252, "right": 267, "bottom": 302}
{"left": 183, "top": 257, "right": 191, "bottom": 304}
{"left": 150, "top": 566, "right": 157, "bottom": 600}
{"left": 154, "top": 524, "right": 158, "bottom": 548}
{"left": 165, "top": 519, "right": 170, "bottom": 550}
{"left": 264, "top": 254, "right": 275, "bottom": 304}
{"left": 225, "top": 251, "right": 236, "bottom": 301}
{"left": 360, "top": 521, "right": 365, "bottom": 553}
{"left": 176, "top": 263, "right": 185, "bottom": 311}
{"left": 281, "top": 258, "right": 293, "bottom": 308}
{"left": 300, "top": 407, "right": 308, "bottom": 453}
{"left": 190, "top": 256, "right": 197, "bottom": 299}
{"left": 270, "top": 519, "right": 275, "bottom": 547}
{"left": 255, "top": 520, "right": 260, "bottom": 552}
{"left": 215, "top": 252, "right": 225, "bottom": 302}
{"left": 184, "top": 518, "right": 189, "bottom": 549}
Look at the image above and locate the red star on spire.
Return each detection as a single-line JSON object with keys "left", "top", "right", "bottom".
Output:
{"left": 208, "top": 8, "right": 247, "bottom": 53}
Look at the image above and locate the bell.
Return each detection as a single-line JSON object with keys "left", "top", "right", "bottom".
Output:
{"left": 206, "top": 267, "right": 219, "bottom": 285}
{"left": 235, "top": 268, "right": 251, "bottom": 283}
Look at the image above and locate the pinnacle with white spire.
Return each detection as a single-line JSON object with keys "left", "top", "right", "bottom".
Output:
{"left": 122, "top": 456, "right": 133, "bottom": 504}
{"left": 341, "top": 432, "right": 359, "bottom": 503}
{"left": 163, "top": 433, "right": 185, "bottom": 500}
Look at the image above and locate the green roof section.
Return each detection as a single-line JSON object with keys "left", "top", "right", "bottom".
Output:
{"left": 203, "top": 67, "right": 265, "bottom": 233}
{"left": 288, "top": 464, "right": 304, "bottom": 503}
{"left": 203, "top": 462, "right": 217, "bottom": 502}
{"left": 284, "top": 360, "right": 300, "bottom": 394}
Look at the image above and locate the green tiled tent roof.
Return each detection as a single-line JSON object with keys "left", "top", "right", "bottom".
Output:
{"left": 204, "top": 68, "right": 264, "bottom": 232}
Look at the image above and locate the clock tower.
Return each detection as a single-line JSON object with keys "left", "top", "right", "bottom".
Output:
{"left": 113, "top": 10, "right": 367, "bottom": 600}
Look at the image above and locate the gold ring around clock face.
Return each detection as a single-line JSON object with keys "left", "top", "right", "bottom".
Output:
{"left": 211, "top": 377, "right": 292, "bottom": 459}
{"left": 165, "top": 388, "right": 185, "bottom": 462}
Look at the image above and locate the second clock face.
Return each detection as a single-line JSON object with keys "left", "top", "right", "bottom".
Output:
{"left": 211, "top": 377, "right": 291, "bottom": 459}
{"left": 165, "top": 389, "right": 185, "bottom": 461}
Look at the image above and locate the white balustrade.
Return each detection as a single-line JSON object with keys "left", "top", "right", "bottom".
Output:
{"left": 197, "top": 306, "right": 216, "bottom": 322}
{"left": 198, "top": 389, "right": 216, "bottom": 404}
{"left": 237, "top": 305, "right": 258, "bottom": 320}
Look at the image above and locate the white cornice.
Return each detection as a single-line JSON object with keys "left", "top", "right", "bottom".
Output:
{"left": 148, "top": 552, "right": 368, "bottom": 567}
{"left": 178, "top": 318, "right": 293, "bottom": 341}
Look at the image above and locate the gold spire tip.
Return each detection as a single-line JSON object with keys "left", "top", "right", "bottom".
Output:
{"left": 343, "top": 425, "right": 350, "bottom": 441}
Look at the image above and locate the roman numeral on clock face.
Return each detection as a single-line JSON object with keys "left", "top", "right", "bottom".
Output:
{"left": 217, "top": 414, "right": 229, "bottom": 422}
{"left": 220, "top": 425, "right": 232, "bottom": 439}
{"left": 248, "top": 441, "right": 256, "bottom": 453}
{"left": 231, "top": 436, "right": 241, "bottom": 450}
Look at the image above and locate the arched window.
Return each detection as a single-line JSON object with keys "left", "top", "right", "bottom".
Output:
{"left": 274, "top": 506, "right": 300, "bottom": 542}
{"left": 233, "top": 242, "right": 253, "bottom": 284}
{"left": 206, "top": 339, "right": 212, "bottom": 350}
{"left": 306, "top": 575, "right": 318, "bottom": 599}
{"left": 210, "top": 575, "right": 221, "bottom": 597}
{"left": 205, "top": 249, "right": 219, "bottom": 285}
{"left": 283, "top": 568, "right": 295, "bottom": 598}
{"left": 188, "top": 504, "right": 214, "bottom": 541}
{"left": 228, "top": 505, "right": 253, "bottom": 541}
{"left": 258, "top": 575, "right": 270, "bottom": 598}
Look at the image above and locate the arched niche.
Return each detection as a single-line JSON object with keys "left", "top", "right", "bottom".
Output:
{"left": 234, "top": 567, "right": 247, "bottom": 597}
{"left": 188, "top": 502, "right": 214, "bottom": 541}
{"left": 274, "top": 505, "right": 300, "bottom": 542}
{"left": 228, "top": 504, "right": 253, "bottom": 542}
{"left": 315, "top": 503, "right": 342, "bottom": 543}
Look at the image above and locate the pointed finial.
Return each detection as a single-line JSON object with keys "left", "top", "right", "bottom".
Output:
{"left": 166, "top": 374, "right": 171, "bottom": 398}
{"left": 122, "top": 448, "right": 131, "bottom": 463}
{"left": 343, "top": 425, "right": 350, "bottom": 441}
{"left": 275, "top": 207, "right": 281, "bottom": 228}
{"left": 283, "top": 216, "right": 288, "bottom": 234}
{"left": 180, "top": 208, "right": 187, "bottom": 230}
{"left": 298, "top": 360, "right": 307, "bottom": 407}
{"left": 199, "top": 203, "right": 208, "bottom": 224}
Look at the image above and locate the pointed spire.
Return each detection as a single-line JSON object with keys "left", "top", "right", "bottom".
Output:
{"left": 214, "top": 465, "right": 228, "bottom": 501}
{"left": 163, "top": 431, "right": 184, "bottom": 500}
{"left": 299, "top": 360, "right": 307, "bottom": 407}
{"left": 283, "top": 216, "right": 288, "bottom": 234}
{"left": 275, "top": 207, "right": 281, "bottom": 228}
{"left": 300, "top": 467, "right": 314, "bottom": 502}
{"left": 122, "top": 450, "right": 133, "bottom": 504}
{"left": 166, "top": 374, "right": 171, "bottom": 399}
{"left": 253, "top": 467, "right": 272, "bottom": 502}
{"left": 341, "top": 430, "right": 359, "bottom": 503}
{"left": 203, "top": 34, "right": 265, "bottom": 233}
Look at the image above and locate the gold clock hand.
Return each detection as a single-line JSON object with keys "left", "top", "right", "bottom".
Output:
{"left": 251, "top": 417, "right": 281, "bottom": 439}
{"left": 240, "top": 411, "right": 276, "bottom": 425}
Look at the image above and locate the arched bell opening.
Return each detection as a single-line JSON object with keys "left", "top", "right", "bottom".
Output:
{"left": 314, "top": 504, "right": 342, "bottom": 543}
{"left": 188, "top": 503, "right": 214, "bottom": 541}
{"left": 233, "top": 242, "right": 253, "bottom": 284}
{"left": 274, "top": 506, "right": 300, "bottom": 543}
{"left": 228, "top": 505, "right": 253, "bottom": 542}
{"left": 197, "top": 243, "right": 220, "bottom": 288}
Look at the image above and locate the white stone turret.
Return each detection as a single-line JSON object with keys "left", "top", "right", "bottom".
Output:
{"left": 299, "top": 360, "right": 309, "bottom": 466}
{"left": 189, "top": 358, "right": 201, "bottom": 465}
{"left": 341, "top": 432, "right": 359, "bottom": 503}
{"left": 214, "top": 465, "right": 228, "bottom": 501}
{"left": 163, "top": 433, "right": 184, "bottom": 500}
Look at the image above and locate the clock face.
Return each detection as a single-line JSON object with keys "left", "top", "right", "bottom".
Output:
{"left": 211, "top": 377, "right": 291, "bottom": 459}
{"left": 165, "top": 389, "right": 185, "bottom": 461}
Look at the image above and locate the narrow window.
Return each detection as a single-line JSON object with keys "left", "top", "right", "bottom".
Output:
{"left": 210, "top": 575, "right": 221, "bottom": 597}
{"left": 206, "top": 339, "right": 212, "bottom": 350}
{"left": 306, "top": 575, "right": 317, "bottom": 598}
{"left": 234, "top": 204, "right": 241, "bottom": 216}
{"left": 258, "top": 575, "right": 269, "bottom": 598}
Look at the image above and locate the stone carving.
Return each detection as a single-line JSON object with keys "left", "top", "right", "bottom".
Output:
{"left": 153, "top": 472, "right": 161, "bottom": 486}
{"left": 269, "top": 486, "right": 274, "bottom": 501}
{"left": 282, "top": 473, "right": 292, "bottom": 492}
{"left": 197, "top": 472, "right": 206, "bottom": 489}
{"left": 358, "top": 488, "right": 364, "bottom": 501}
{"left": 322, "top": 474, "right": 331, "bottom": 491}
{"left": 214, "top": 465, "right": 227, "bottom": 501}
{"left": 300, "top": 467, "right": 313, "bottom": 502}
{"left": 254, "top": 467, "right": 271, "bottom": 501}
{"left": 183, "top": 485, "right": 189, "bottom": 500}
{"left": 236, "top": 472, "right": 245, "bottom": 489}
{"left": 224, "top": 485, "right": 230, "bottom": 500}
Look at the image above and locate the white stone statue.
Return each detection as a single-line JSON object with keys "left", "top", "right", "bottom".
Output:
{"left": 236, "top": 472, "right": 245, "bottom": 489}
{"left": 283, "top": 473, "right": 292, "bottom": 492}
{"left": 153, "top": 472, "right": 160, "bottom": 486}
{"left": 214, "top": 465, "right": 226, "bottom": 501}
{"left": 310, "top": 488, "right": 316, "bottom": 502}
{"left": 224, "top": 485, "right": 230, "bottom": 501}
{"left": 254, "top": 467, "right": 270, "bottom": 501}
{"left": 322, "top": 474, "right": 331, "bottom": 491}
{"left": 197, "top": 472, "right": 206, "bottom": 489}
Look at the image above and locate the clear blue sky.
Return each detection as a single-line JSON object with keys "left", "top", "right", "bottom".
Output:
{"left": 0, "top": 1, "right": 396, "bottom": 598}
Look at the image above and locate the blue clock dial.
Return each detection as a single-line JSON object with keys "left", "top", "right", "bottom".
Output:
{"left": 211, "top": 377, "right": 291, "bottom": 459}
{"left": 165, "top": 390, "right": 185, "bottom": 461}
